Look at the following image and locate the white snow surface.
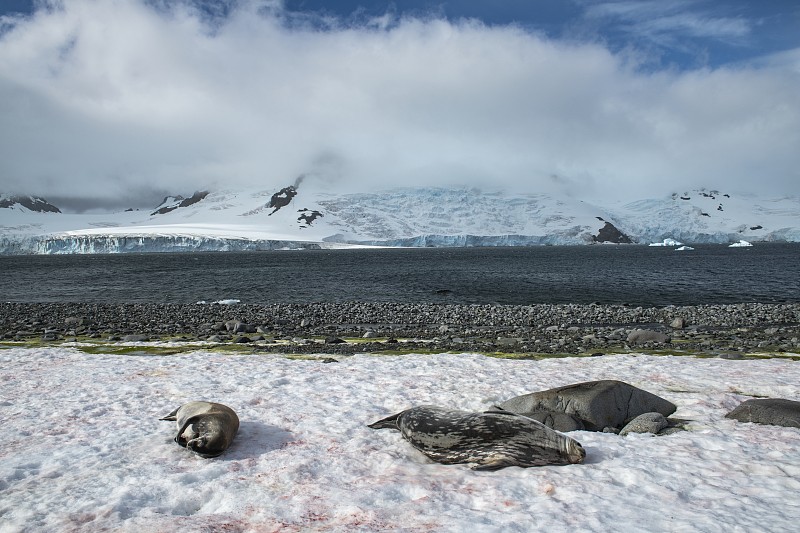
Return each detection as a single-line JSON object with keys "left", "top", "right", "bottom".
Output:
{"left": 2, "top": 347, "right": 800, "bottom": 532}
{"left": 2, "top": 186, "right": 799, "bottom": 253}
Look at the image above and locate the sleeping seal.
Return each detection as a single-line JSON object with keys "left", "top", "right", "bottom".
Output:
{"left": 368, "top": 405, "right": 585, "bottom": 470}
{"left": 160, "top": 401, "right": 239, "bottom": 457}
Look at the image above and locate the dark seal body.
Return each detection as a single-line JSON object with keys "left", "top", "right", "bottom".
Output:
{"left": 368, "top": 405, "right": 585, "bottom": 470}
{"left": 160, "top": 401, "right": 239, "bottom": 457}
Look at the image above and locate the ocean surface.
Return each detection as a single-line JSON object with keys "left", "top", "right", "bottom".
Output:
{"left": 1, "top": 244, "right": 798, "bottom": 306}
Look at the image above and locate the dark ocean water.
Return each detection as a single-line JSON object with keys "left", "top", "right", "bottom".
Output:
{"left": 1, "top": 244, "right": 798, "bottom": 306}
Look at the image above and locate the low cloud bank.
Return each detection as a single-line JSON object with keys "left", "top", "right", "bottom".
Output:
{"left": 0, "top": 0, "right": 798, "bottom": 206}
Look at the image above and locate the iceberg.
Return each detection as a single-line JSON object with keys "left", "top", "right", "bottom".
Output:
{"left": 675, "top": 245, "right": 695, "bottom": 251}
{"left": 649, "top": 238, "right": 683, "bottom": 247}
{"left": 728, "top": 240, "right": 753, "bottom": 247}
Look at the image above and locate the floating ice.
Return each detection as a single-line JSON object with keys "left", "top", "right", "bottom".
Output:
{"left": 649, "top": 238, "right": 683, "bottom": 246}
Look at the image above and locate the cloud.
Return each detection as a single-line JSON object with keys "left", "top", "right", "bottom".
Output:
{"left": 0, "top": 0, "right": 798, "bottom": 208}
{"left": 584, "top": 0, "right": 751, "bottom": 42}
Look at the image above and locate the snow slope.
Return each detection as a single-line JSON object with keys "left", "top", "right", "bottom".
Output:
{"left": 610, "top": 189, "right": 800, "bottom": 244}
{"left": 1, "top": 348, "right": 799, "bottom": 532}
{"left": 1, "top": 185, "right": 798, "bottom": 253}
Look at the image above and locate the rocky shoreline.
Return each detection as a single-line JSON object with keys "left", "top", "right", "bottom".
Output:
{"left": 1, "top": 302, "right": 799, "bottom": 356}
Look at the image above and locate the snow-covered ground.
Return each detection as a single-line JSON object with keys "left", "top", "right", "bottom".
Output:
{"left": 2, "top": 347, "right": 799, "bottom": 532}
{"left": 2, "top": 186, "right": 799, "bottom": 253}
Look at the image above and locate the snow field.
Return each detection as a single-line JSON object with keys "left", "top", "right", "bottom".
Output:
{"left": 1, "top": 348, "right": 799, "bottom": 532}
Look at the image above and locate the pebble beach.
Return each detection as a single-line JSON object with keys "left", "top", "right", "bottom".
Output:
{"left": 2, "top": 302, "right": 799, "bottom": 356}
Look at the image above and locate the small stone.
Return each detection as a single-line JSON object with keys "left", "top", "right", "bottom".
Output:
{"left": 620, "top": 412, "right": 669, "bottom": 436}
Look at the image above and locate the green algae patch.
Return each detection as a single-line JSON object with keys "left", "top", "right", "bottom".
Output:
{"left": 73, "top": 345, "right": 196, "bottom": 356}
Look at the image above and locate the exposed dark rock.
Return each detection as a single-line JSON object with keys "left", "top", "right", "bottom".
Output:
{"left": 297, "top": 208, "right": 323, "bottom": 227}
{"left": 0, "top": 195, "right": 61, "bottom": 213}
{"left": 725, "top": 399, "right": 800, "bottom": 428}
{"left": 593, "top": 222, "right": 632, "bottom": 244}
{"left": 151, "top": 191, "right": 209, "bottom": 215}
{"left": 268, "top": 186, "right": 298, "bottom": 215}
{"left": 498, "top": 380, "right": 677, "bottom": 432}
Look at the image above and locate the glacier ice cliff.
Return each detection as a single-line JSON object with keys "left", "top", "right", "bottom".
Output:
{"left": 0, "top": 235, "right": 325, "bottom": 255}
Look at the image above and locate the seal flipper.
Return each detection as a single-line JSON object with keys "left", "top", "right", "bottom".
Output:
{"left": 160, "top": 407, "right": 180, "bottom": 421}
{"left": 471, "top": 457, "right": 517, "bottom": 471}
{"left": 368, "top": 411, "right": 403, "bottom": 430}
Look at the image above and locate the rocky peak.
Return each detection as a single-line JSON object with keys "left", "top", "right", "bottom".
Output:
{"left": 151, "top": 191, "right": 209, "bottom": 216}
{"left": 0, "top": 194, "right": 61, "bottom": 213}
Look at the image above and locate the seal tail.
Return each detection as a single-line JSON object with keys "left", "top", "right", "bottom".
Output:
{"left": 367, "top": 412, "right": 402, "bottom": 430}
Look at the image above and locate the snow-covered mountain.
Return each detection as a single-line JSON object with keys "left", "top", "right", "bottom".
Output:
{"left": 0, "top": 194, "right": 61, "bottom": 213}
{"left": 1, "top": 185, "right": 798, "bottom": 254}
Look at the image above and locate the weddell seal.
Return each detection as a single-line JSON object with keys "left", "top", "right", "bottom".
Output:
{"left": 160, "top": 401, "right": 239, "bottom": 457}
{"left": 368, "top": 405, "right": 586, "bottom": 470}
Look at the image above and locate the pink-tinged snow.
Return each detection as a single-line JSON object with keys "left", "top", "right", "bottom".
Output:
{"left": 1, "top": 348, "right": 799, "bottom": 532}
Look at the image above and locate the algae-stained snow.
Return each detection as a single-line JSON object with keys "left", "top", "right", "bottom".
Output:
{"left": 1, "top": 348, "right": 799, "bottom": 532}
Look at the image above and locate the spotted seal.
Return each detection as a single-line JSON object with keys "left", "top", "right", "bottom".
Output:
{"left": 160, "top": 401, "right": 239, "bottom": 457}
{"left": 368, "top": 405, "right": 585, "bottom": 470}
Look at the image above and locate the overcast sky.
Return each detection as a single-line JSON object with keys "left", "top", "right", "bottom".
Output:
{"left": 1, "top": 0, "right": 798, "bottom": 210}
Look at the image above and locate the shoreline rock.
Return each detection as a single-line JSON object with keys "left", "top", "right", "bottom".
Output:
{"left": 1, "top": 302, "right": 798, "bottom": 355}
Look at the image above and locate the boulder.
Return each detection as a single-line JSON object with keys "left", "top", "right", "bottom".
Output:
{"left": 225, "top": 320, "right": 256, "bottom": 333}
{"left": 725, "top": 398, "right": 800, "bottom": 428}
{"left": 619, "top": 412, "right": 668, "bottom": 436}
{"left": 498, "top": 380, "right": 677, "bottom": 431}
{"left": 521, "top": 410, "right": 585, "bottom": 432}
{"left": 669, "top": 317, "right": 686, "bottom": 329}
{"left": 627, "top": 329, "right": 671, "bottom": 344}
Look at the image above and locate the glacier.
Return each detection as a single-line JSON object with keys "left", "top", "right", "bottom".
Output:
{"left": 1, "top": 185, "right": 799, "bottom": 254}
